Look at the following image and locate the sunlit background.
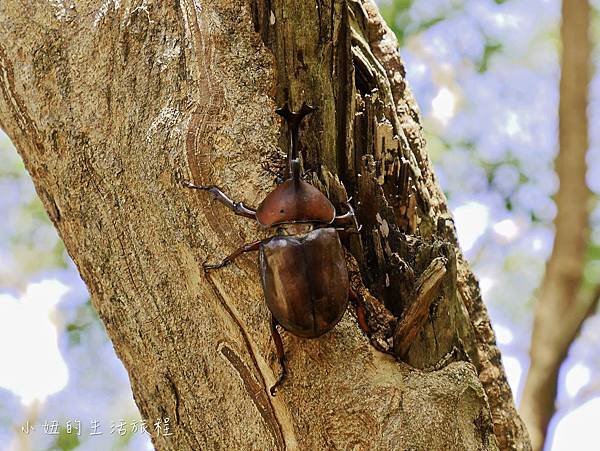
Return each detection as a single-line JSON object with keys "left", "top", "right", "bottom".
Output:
{"left": 0, "top": 141, "right": 150, "bottom": 448}
{"left": 0, "top": 0, "right": 599, "bottom": 449}
{"left": 378, "top": 0, "right": 600, "bottom": 449}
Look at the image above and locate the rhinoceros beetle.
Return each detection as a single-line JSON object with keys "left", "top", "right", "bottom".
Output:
{"left": 184, "top": 103, "right": 365, "bottom": 395}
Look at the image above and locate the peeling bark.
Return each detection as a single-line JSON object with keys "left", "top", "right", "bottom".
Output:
{"left": 0, "top": 0, "right": 529, "bottom": 449}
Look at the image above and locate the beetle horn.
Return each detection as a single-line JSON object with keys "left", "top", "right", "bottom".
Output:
{"left": 276, "top": 102, "right": 316, "bottom": 179}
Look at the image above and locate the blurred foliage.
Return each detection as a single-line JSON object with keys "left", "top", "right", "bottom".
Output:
{"left": 0, "top": 134, "right": 66, "bottom": 288}
{"left": 0, "top": 133, "right": 148, "bottom": 449}
{"left": 378, "top": 0, "right": 600, "bottom": 447}
{"left": 380, "top": 0, "right": 568, "bottom": 322}
{"left": 53, "top": 427, "right": 80, "bottom": 451}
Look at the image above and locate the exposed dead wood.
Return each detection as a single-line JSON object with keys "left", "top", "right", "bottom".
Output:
{"left": 394, "top": 257, "right": 447, "bottom": 358}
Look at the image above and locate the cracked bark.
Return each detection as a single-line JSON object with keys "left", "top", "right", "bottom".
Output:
{"left": 0, "top": 0, "right": 529, "bottom": 449}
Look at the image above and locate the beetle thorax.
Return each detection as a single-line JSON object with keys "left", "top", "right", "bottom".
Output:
{"left": 276, "top": 223, "right": 315, "bottom": 236}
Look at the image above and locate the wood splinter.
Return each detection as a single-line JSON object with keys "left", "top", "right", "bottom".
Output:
{"left": 393, "top": 257, "right": 448, "bottom": 359}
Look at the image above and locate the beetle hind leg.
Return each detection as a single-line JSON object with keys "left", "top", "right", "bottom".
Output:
{"left": 269, "top": 316, "right": 287, "bottom": 396}
{"left": 349, "top": 288, "right": 370, "bottom": 334}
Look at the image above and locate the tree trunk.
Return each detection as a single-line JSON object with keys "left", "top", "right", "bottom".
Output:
{"left": 0, "top": 1, "right": 530, "bottom": 449}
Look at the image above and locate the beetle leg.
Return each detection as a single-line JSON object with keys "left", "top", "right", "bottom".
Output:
{"left": 332, "top": 199, "right": 361, "bottom": 232}
{"left": 349, "top": 288, "right": 370, "bottom": 334}
{"left": 261, "top": 161, "right": 285, "bottom": 184}
{"left": 301, "top": 165, "right": 319, "bottom": 180}
{"left": 269, "top": 316, "right": 287, "bottom": 396}
{"left": 203, "top": 240, "right": 261, "bottom": 272}
{"left": 183, "top": 181, "right": 257, "bottom": 219}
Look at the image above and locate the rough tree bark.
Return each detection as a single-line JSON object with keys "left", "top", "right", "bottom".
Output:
{"left": 0, "top": 1, "right": 530, "bottom": 449}
{"left": 520, "top": 1, "right": 596, "bottom": 449}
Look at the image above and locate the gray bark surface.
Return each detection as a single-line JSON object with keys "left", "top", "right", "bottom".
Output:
{"left": 0, "top": 0, "right": 529, "bottom": 449}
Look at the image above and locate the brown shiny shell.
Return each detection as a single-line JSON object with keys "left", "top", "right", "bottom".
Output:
{"left": 256, "top": 179, "right": 335, "bottom": 227}
{"left": 259, "top": 228, "right": 349, "bottom": 338}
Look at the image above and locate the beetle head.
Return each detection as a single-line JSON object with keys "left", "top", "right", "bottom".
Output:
{"left": 258, "top": 103, "right": 334, "bottom": 227}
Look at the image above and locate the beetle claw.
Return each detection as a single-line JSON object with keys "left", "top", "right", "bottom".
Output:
{"left": 344, "top": 199, "right": 361, "bottom": 232}
{"left": 183, "top": 180, "right": 212, "bottom": 191}
{"left": 262, "top": 161, "right": 285, "bottom": 184}
{"left": 301, "top": 167, "right": 317, "bottom": 179}
{"left": 269, "top": 364, "right": 287, "bottom": 396}
{"left": 202, "top": 261, "right": 227, "bottom": 272}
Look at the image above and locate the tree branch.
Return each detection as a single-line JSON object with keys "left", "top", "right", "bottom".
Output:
{"left": 520, "top": 1, "right": 592, "bottom": 449}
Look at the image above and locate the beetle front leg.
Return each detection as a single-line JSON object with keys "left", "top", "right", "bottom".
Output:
{"left": 332, "top": 198, "right": 361, "bottom": 232}
{"left": 269, "top": 316, "right": 287, "bottom": 396}
{"left": 203, "top": 240, "right": 261, "bottom": 272}
{"left": 183, "top": 181, "right": 257, "bottom": 219}
{"left": 261, "top": 161, "right": 285, "bottom": 185}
